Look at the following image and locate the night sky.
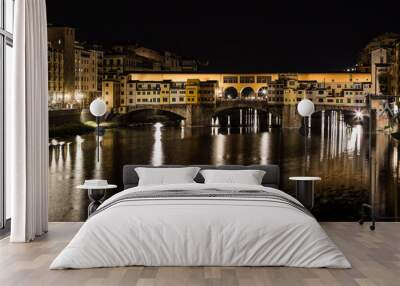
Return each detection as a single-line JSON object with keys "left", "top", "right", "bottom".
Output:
{"left": 46, "top": 0, "right": 400, "bottom": 73}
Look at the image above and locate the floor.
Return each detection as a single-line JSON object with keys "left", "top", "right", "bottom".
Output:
{"left": 0, "top": 222, "right": 399, "bottom": 286}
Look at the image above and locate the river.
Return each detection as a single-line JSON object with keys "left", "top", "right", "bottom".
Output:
{"left": 49, "top": 109, "right": 400, "bottom": 222}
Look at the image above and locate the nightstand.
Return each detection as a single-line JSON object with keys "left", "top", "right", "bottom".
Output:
{"left": 77, "top": 183, "right": 117, "bottom": 217}
{"left": 289, "top": 177, "right": 321, "bottom": 209}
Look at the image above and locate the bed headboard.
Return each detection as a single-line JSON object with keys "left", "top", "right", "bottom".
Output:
{"left": 123, "top": 165, "right": 280, "bottom": 190}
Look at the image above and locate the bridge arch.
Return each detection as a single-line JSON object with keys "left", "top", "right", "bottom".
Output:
{"left": 223, "top": 87, "right": 239, "bottom": 99}
{"left": 311, "top": 108, "right": 370, "bottom": 126}
{"left": 118, "top": 107, "right": 186, "bottom": 124}
{"left": 241, "top": 87, "right": 256, "bottom": 99}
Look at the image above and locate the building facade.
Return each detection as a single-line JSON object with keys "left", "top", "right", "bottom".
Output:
{"left": 48, "top": 26, "right": 76, "bottom": 103}
{"left": 102, "top": 73, "right": 371, "bottom": 114}
{"left": 103, "top": 80, "right": 121, "bottom": 112}
{"left": 357, "top": 32, "right": 400, "bottom": 73}
{"left": 390, "top": 42, "right": 400, "bottom": 97}
{"left": 371, "top": 48, "right": 392, "bottom": 95}
{"left": 48, "top": 42, "right": 64, "bottom": 108}
{"left": 74, "top": 43, "right": 103, "bottom": 107}
{"left": 48, "top": 26, "right": 104, "bottom": 109}
{"left": 103, "top": 45, "right": 199, "bottom": 80}
{"left": 369, "top": 44, "right": 400, "bottom": 97}
{"left": 104, "top": 77, "right": 219, "bottom": 113}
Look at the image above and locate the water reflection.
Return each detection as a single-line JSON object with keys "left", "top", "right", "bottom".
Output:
{"left": 151, "top": 123, "right": 164, "bottom": 166}
{"left": 49, "top": 108, "right": 400, "bottom": 222}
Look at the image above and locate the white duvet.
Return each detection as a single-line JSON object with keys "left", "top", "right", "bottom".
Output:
{"left": 50, "top": 183, "right": 351, "bottom": 269}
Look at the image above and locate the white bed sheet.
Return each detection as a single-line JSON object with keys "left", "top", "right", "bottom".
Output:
{"left": 50, "top": 183, "right": 351, "bottom": 269}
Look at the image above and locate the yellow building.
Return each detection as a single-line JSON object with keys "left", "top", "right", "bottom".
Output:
{"left": 102, "top": 72, "right": 371, "bottom": 114}
{"left": 128, "top": 72, "right": 371, "bottom": 98}
{"left": 184, "top": 79, "right": 218, "bottom": 104}
{"left": 160, "top": 81, "right": 170, "bottom": 104}
{"left": 185, "top": 79, "right": 200, "bottom": 104}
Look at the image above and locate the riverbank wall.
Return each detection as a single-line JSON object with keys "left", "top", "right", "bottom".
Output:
{"left": 49, "top": 109, "right": 95, "bottom": 137}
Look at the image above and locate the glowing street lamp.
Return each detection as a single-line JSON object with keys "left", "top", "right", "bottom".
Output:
{"left": 297, "top": 98, "right": 315, "bottom": 176}
{"left": 297, "top": 98, "right": 315, "bottom": 117}
{"left": 90, "top": 98, "right": 107, "bottom": 162}
{"left": 354, "top": 110, "right": 363, "bottom": 120}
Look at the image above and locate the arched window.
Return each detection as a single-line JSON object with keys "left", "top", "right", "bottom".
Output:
{"left": 223, "top": 87, "right": 239, "bottom": 99}
{"left": 241, "top": 87, "right": 255, "bottom": 99}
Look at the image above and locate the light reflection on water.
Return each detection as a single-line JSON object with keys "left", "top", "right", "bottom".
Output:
{"left": 48, "top": 109, "right": 400, "bottom": 222}
{"left": 151, "top": 122, "right": 164, "bottom": 166}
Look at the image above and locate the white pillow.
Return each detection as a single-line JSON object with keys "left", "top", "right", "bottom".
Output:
{"left": 200, "top": 169, "right": 266, "bottom": 185}
{"left": 135, "top": 167, "right": 200, "bottom": 186}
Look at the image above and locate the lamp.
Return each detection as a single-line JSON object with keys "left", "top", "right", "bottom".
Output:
{"left": 89, "top": 98, "right": 107, "bottom": 162}
{"left": 297, "top": 98, "right": 315, "bottom": 117}
{"left": 297, "top": 98, "right": 315, "bottom": 175}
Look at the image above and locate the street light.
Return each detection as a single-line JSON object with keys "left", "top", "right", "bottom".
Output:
{"left": 89, "top": 98, "right": 107, "bottom": 162}
{"left": 354, "top": 110, "right": 363, "bottom": 120}
{"left": 297, "top": 98, "right": 315, "bottom": 117}
{"left": 297, "top": 98, "right": 315, "bottom": 176}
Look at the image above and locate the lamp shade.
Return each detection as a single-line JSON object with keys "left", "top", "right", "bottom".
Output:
{"left": 89, "top": 98, "right": 107, "bottom": 117}
{"left": 297, "top": 99, "right": 315, "bottom": 117}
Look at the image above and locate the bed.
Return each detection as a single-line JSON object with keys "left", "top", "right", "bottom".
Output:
{"left": 50, "top": 165, "right": 350, "bottom": 269}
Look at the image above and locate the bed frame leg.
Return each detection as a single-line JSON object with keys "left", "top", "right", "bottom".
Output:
{"left": 359, "top": 203, "right": 375, "bottom": 231}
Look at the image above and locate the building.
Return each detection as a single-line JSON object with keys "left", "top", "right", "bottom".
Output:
{"left": 390, "top": 42, "right": 400, "bottom": 97}
{"left": 170, "top": 81, "right": 186, "bottom": 104}
{"left": 369, "top": 42, "right": 400, "bottom": 98}
{"left": 181, "top": 59, "right": 198, "bottom": 72}
{"left": 371, "top": 48, "right": 392, "bottom": 95}
{"left": 101, "top": 72, "right": 370, "bottom": 115}
{"left": 103, "top": 45, "right": 199, "bottom": 80}
{"left": 48, "top": 26, "right": 76, "bottom": 103}
{"left": 48, "top": 42, "right": 64, "bottom": 108}
{"left": 186, "top": 79, "right": 218, "bottom": 104}
{"left": 104, "top": 46, "right": 138, "bottom": 79}
{"left": 102, "top": 80, "right": 120, "bottom": 112}
{"left": 163, "top": 51, "right": 182, "bottom": 71}
{"left": 128, "top": 72, "right": 371, "bottom": 99}
{"left": 74, "top": 43, "right": 103, "bottom": 107}
{"left": 103, "top": 76, "right": 219, "bottom": 113}
{"left": 92, "top": 45, "right": 104, "bottom": 99}
{"left": 48, "top": 26, "right": 105, "bottom": 108}
{"left": 357, "top": 32, "right": 400, "bottom": 73}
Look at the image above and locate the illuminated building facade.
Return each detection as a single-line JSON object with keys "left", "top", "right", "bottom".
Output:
{"left": 74, "top": 43, "right": 103, "bottom": 107}
{"left": 48, "top": 26, "right": 76, "bottom": 104}
{"left": 48, "top": 42, "right": 64, "bottom": 108}
{"left": 102, "top": 72, "right": 370, "bottom": 114}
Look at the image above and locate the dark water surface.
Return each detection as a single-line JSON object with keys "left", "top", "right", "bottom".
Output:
{"left": 49, "top": 110, "right": 400, "bottom": 222}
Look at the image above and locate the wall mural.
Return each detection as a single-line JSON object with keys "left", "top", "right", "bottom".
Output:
{"left": 47, "top": 26, "right": 400, "bottom": 223}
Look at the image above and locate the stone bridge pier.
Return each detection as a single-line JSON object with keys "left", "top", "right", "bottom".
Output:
{"left": 184, "top": 105, "right": 215, "bottom": 127}
{"left": 281, "top": 105, "right": 302, "bottom": 128}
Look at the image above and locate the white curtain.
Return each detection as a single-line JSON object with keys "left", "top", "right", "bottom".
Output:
{"left": 8, "top": 0, "right": 49, "bottom": 242}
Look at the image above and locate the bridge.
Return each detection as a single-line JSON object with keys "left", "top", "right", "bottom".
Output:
{"left": 117, "top": 99, "right": 371, "bottom": 128}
